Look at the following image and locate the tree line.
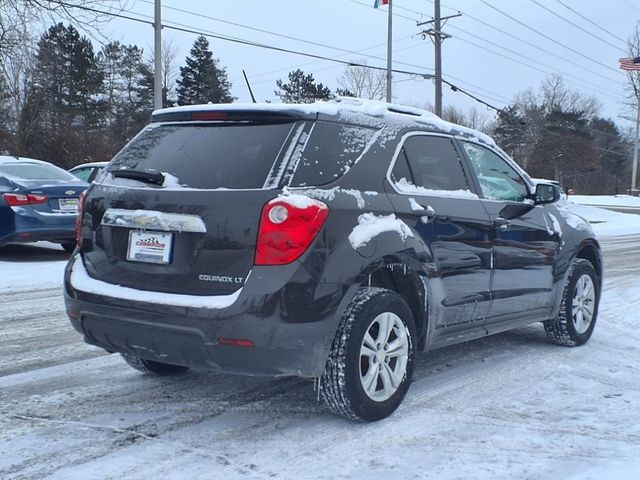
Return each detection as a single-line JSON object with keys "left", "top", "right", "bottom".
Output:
{"left": 0, "top": 24, "right": 234, "bottom": 167}
{"left": 0, "top": 22, "right": 634, "bottom": 194}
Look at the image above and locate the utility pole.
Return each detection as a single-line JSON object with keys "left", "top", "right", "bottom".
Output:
{"left": 633, "top": 85, "right": 639, "bottom": 194}
{"left": 418, "top": 5, "right": 461, "bottom": 117}
{"left": 386, "top": 0, "right": 393, "bottom": 103}
{"left": 153, "top": 0, "right": 163, "bottom": 110}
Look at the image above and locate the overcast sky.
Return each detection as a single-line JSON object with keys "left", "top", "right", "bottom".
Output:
{"left": 77, "top": 0, "right": 640, "bottom": 127}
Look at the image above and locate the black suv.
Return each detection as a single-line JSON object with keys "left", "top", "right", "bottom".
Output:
{"left": 64, "top": 100, "right": 602, "bottom": 422}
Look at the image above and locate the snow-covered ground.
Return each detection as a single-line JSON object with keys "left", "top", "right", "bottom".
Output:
{"left": 1, "top": 207, "right": 640, "bottom": 479}
{"left": 570, "top": 194, "right": 640, "bottom": 208}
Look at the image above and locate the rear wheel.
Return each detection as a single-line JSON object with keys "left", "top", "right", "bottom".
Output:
{"left": 121, "top": 353, "right": 190, "bottom": 376}
{"left": 320, "top": 287, "right": 416, "bottom": 422}
{"left": 544, "top": 258, "right": 599, "bottom": 346}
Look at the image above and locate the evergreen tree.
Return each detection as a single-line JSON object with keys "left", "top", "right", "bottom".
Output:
{"left": 275, "top": 69, "right": 332, "bottom": 103}
{"left": 176, "top": 36, "right": 234, "bottom": 105}
{"left": 17, "top": 23, "right": 103, "bottom": 166}
{"left": 98, "top": 41, "right": 154, "bottom": 159}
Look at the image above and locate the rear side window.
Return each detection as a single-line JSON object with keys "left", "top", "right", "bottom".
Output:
{"left": 108, "top": 123, "right": 294, "bottom": 189}
{"left": 392, "top": 135, "right": 470, "bottom": 191}
{"left": 289, "top": 122, "right": 377, "bottom": 187}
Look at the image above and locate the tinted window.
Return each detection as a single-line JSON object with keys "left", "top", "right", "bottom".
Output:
{"left": 108, "top": 123, "right": 294, "bottom": 189}
{"left": 289, "top": 122, "right": 377, "bottom": 187}
{"left": 0, "top": 162, "right": 77, "bottom": 181}
{"left": 394, "top": 135, "right": 470, "bottom": 191}
{"left": 462, "top": 142, "right": 529, "bottom": 202}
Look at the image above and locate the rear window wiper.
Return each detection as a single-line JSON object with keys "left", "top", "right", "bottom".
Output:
{"left": 110, "top": 169, "right": 165, "bottom": 186}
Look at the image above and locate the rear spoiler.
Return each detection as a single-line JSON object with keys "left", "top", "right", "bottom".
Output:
{"left": 150, "top": 109, "right": 316, "bottom": 124}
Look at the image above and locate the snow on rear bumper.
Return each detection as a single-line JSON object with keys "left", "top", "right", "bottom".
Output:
{"left": 64, "top": 255, "right": 348, "bottom": 377}
{"left": 68, "top": 254, "right": 242, "bottom": 309}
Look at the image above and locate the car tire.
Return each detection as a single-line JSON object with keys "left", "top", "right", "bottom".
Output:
{"left": 544, "top": 258, "right": 599, "bottom": 346}
{"left": 60, "top": 242, "right": 76, "bottom": 253}
{"left": 121, "top": 353, "right": 190, "bottom": 376}
{"left": 320, "top": 287, "right": 416, "bottom": 422}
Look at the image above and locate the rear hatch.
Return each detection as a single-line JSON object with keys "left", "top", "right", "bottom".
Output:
{"left": 82, "top": 111, "right": 309, "bottom": 296}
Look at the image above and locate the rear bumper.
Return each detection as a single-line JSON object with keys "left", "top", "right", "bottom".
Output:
{"left": 0, "top": 206, "right": 77, "bottom": 244}
{"left": 64, "top": 255, "right": 351, "bottom": 378}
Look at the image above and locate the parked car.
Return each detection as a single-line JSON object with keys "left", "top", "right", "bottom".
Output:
{"left": 0, "top": 156, "right": 88, "bottom": 252}
{"left": 69, "top": 161, "right": 108, "bottom": 183}
{"left": 64, "top": 100, "right": 602, "bottom": 422}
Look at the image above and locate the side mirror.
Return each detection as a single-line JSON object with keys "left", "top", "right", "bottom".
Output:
{"left": 534, "top": 183, "right": 560, "bottom": 205}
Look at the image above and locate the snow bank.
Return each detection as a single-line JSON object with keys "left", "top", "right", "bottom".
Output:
{"left": 69, "top": 255, "right": 242, "bottom": 309}
{"left": 349, "top": 213, "right": 413, "bottom": 250}
{"left": 557, "top": 201, "right": 640, "bottom": 238}
{"left": 570, "top": 194, "right": 640, "bottom": 208}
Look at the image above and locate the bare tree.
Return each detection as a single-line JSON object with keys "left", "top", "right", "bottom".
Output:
{"left": 161, "top": 36, "right": 179, "bottom": 107}
{"left": 338, "top": 65, "right": 386, "bottom": 100}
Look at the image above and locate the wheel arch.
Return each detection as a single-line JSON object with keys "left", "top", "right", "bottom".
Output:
{"left": 357, "top": 255, "right": 429, "bottom": 351}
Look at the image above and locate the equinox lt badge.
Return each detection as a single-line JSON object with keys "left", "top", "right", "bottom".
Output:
{"left": 198, "top": 274, "right": 244, "bottom": 284}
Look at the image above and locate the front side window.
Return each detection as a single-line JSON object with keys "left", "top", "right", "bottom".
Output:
{"left": 462, "top": 142, "right": 530, "bottom": 202}
{"left": 391, "top": 135, "right": 471, "bottom": 192}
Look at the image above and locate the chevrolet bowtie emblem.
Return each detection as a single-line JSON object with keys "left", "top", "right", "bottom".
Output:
{"left": 65, "top": 190, "right": 76, "bottom": 195}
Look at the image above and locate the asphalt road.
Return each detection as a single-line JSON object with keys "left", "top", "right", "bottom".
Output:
{"left": 1, "top": 237, "right": 639, "bottom": 479}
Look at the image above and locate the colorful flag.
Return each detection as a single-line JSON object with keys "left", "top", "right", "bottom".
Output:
{"left": 619, "top": 57, "right": 640, "bottom": 71}
{"left": 373, "top": 0, "right": 389, "bottom": 8}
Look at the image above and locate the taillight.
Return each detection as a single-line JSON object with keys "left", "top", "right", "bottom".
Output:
{"left": 75, "top": 191, "right": 87, "bottom": 247}
{"left": 255, "top": 196, "right": 329, "bottom": 265}
{"left": 3, "top": 193, "right": 48, "bottom": 206}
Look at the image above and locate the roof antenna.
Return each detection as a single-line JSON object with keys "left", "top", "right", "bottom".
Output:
{"left": 242, "top": 69, "right": 257, "bottom": 103}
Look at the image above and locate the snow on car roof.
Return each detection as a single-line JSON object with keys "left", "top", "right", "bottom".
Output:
{"left": 153, "top": 98, "right": 497, "bottom": 148}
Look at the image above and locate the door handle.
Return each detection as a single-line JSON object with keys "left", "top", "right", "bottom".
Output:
{"left": 411, "top": 203, "right": 436, "bottom": 222}
{"left": 494, "top": 217, "right": 511, "bottom": 230}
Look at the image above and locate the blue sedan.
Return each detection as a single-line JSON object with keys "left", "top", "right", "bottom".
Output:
{"left": 0, "top": 156, "right": 88, "bottom": 252}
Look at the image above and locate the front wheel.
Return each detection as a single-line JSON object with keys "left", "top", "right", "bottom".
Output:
{"left": 544, "top": 258, "right": 599, "bottom": 346}
{"left": 320, "top": 287, "right": 416, "bottom": 422}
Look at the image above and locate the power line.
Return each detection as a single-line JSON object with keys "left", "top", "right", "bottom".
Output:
{"left": 48, "top": 0, "right": 507, "bottom": 114}
{"left": 476, "top": 0, "right": 624, "bottom": 76}
{"left": 529, "top": 0, "right": 625, "bottom": 52}
{"left": 420, "top": 0, "right": 622, "bottom": 86}
{"left": 553, "top": 0, "right": 629, "bottom": 48}
{"left": 365, "top": 0, "right": 623, "bottom": 101}
{"left": 448, "top": 26, "right": 625, "bottom": 103}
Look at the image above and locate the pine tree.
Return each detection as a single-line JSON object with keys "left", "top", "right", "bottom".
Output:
{"left": 275, "top": 69, "right": 332, "bottom": 103}
{"left": 17, "top": 23, "right": 103, "bottom": 166}
{"left": 98, "top": 41, "right": 154, "bottom": 158}
{"left": 176, "top": 36, "right": 234, "bottom": 105}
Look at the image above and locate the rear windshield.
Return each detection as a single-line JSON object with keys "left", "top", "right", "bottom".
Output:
{"left": 289, "top": 122, "right": 377, "bottom": 187}
{"left": 107, "top": 123, "right": 294, "bottom": 189}
{"left": 0, "top": 162, "right": 77, "bottom": 181}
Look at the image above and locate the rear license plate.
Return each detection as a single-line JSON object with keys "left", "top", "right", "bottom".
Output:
{"left": 127, "top": 230, "right": 173, "bottom": 264}
{"left": 58, "top": 198, "right": 78, "bottom": 212}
